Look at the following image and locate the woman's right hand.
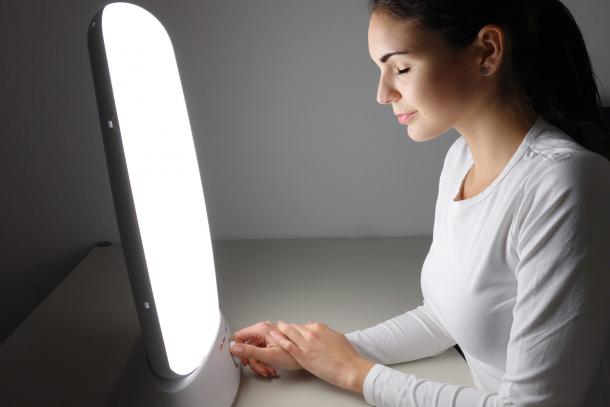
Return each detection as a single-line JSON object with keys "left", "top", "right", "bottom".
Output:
{"left": 230, "top": 320, "right": 302, "bottom": 377}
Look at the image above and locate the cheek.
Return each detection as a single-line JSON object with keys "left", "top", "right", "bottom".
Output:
{"left": 422, "top": 68, "right": 468, "bottom": 111}
{"left": 403, "top": 68, "right": 471, "bottom": 141}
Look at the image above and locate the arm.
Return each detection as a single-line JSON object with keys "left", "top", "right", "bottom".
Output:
{"left": 345, "top": 298, "right": 457, "bottom": 365}
{"left": 358, "top": 156, "right": 610, "bottom": 406}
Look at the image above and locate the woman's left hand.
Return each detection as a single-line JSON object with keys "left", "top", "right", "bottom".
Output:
{"left": 267, "top": 320, "right": 375, "bottom": 393}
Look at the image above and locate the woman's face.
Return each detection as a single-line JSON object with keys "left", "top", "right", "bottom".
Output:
{"left": 368, "top": 12, "right": 482, "bottom": 142}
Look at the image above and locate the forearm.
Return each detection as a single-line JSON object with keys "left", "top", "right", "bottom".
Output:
{"left": 345, "top": 301, "right": 456, "bottom": 365}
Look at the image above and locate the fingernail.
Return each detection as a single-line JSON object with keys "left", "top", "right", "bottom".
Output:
{"left": 270, "top": 331, "right": 279, "bottom": 338}
{"left": 231, "top": 343, "right": 243, "bottom": 352}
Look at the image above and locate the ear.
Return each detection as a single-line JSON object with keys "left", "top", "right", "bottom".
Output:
{"left": 474, "top": 24, "right": 505, "bottom": 76}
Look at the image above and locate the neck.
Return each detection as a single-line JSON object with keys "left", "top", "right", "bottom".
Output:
{"left": 454, "top": 101, "right": 538, "bottom": 183}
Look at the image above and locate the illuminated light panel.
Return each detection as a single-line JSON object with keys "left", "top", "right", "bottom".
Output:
{"left": 101, "top": 2, "right": 219, "bottom": 376}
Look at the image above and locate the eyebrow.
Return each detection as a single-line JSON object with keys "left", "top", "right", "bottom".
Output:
{"left": 372, "top": 50, "right": 410, "bottom": 65}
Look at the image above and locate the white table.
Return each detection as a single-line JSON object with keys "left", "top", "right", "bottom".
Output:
{"left": 0, "top": 237, "right": 473, "bottom": 406}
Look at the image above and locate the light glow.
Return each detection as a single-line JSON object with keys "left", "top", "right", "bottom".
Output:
{"left": 101, "top": 3, "right": 219, "bottom": 376}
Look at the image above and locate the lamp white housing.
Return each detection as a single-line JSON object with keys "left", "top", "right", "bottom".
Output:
{"left": 88, "top": 2, "right": 240, "bottom": 405}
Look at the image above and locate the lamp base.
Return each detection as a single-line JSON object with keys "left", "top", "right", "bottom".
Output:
{"left": 107, "top": 311, "right": 241, "bottom": 407}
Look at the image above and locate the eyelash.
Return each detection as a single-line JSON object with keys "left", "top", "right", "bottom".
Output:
{"left": 395, "top": 68, "right": 410, "bottom": 76}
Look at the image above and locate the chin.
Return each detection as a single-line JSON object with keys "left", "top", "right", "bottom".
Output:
{"left": 406, "top": 126, "right": 439, "bottom": 143}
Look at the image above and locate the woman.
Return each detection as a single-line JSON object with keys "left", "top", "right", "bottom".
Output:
{"left": 229, "top": 0, "right": 610, "bottom": 405}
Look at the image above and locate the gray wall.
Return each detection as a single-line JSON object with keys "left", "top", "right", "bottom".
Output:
{"left": 1, "top": 0, "right": 608, "bottom": 343}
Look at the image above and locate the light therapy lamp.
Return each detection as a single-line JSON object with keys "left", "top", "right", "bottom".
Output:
{"left": 87, "top": 3, "right": 240, "bottom": 405}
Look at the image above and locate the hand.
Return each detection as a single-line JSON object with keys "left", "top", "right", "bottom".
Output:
{"left": 230, "top": 320, "right": 302, "bottom": 378}
{"left": 268, "top": 321, "right": 375, "bottom": 393}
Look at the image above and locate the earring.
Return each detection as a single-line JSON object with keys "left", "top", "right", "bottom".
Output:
{"left": 480, "top": 67, "right": 491, "bottom": 76}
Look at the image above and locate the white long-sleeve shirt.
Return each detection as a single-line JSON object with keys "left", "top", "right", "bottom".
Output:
{"left": 345, "top": 115, "right": 610, "bottom": 406}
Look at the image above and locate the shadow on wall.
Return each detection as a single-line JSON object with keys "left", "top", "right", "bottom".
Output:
{"left": 0, "top": 244, "right": 98, "bottom": 345}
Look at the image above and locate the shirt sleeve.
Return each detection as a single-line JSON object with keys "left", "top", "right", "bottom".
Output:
{"left": 345, "top": 298, "right": 457, "bottom": 365}
{"left": 357, "top": 155, "right": 610, "bottom": 406}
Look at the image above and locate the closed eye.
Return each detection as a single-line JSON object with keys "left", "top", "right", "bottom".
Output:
{"left": 395, "top": 68, "right": 410, "bottom": 76}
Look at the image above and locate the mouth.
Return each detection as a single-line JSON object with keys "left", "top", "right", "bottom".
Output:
{"left": 396, "top": 111, "right": 417, "bottom": 124}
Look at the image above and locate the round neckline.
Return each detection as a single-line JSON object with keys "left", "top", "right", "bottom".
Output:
{"left": 451, "top": 114, "right": 546, "bottom": 211}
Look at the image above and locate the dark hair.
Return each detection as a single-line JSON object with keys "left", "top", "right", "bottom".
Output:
{"left": 369, "top": 0, "right": 610, "bottom": 161}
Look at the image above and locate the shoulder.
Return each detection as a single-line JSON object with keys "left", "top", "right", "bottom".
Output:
{"left": 512, "top": 122, "right": 610, "bottom": 239}
{"left": 521, "top": 122, "right": 610, "bottom": 196}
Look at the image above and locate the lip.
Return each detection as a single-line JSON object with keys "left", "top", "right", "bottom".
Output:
{"left": 396, "top": 111, "right": 417, "bottom": 124}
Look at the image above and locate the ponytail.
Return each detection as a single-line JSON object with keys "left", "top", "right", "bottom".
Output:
{"left": 518, "top": 0, "right": 610, "bottom": 160}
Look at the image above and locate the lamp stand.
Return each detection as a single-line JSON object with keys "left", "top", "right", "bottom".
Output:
{"left": 107, "top": 311, "right": 241, "bottom": 406}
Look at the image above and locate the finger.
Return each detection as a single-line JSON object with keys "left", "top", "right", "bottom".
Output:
{"left": 263, "top": 364, "right": 278, "bottom": 378}
{"left": 276, "top": 321, "right": 307, "bottom": 345}
{"left": 260, "top": 361, "right": 276, "bottom": 375}
{"left": 232, "top": 321, "right": 274, "bottom": 343}
{"left": 266, "top": 334, "right": 277, "bottom": 346}
{"left": 249, "top": 359, "right": 265, "bottom": 376}
{"left": 260, "top": 361, "right": 278, "bottom": 378}
{"left": 250, "top": 363, "right": 267, "bottom": 377}
{"left": 249, "top": 358, "right": 270, "bottom": 377}
{"left": 230, "top": 341, "right": 283, "bottom": 374}
{"left": 268, "top": 329, "right": 303, "bottom": 359}
{"left": 230, "top": 339, "right": 260, "bottom": 362}
{"left": 291, "top": 322, "right": 313, "bottom": 337}
{"left": 230, "top": 342, "right": 268, "bottom": 362}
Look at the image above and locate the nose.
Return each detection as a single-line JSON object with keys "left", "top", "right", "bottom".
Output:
{"left": 376, "top": 75, "right": 400, "bottom": 105}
